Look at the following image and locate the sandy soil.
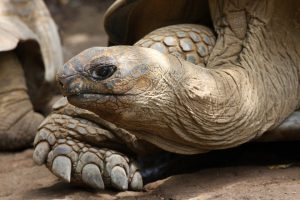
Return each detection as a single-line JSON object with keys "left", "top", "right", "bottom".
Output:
{"left": 0, "top": 1, "right": 299, "bottom": 199}
{"left": 0, "top": 147, "right": 299, "bottom": 200}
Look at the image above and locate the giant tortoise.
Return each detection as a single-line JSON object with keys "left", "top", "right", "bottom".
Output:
{"left": 33, "top": 0, "right": 300, "bottom": 191}
{"left": 0, "top": 0, "right": 63, "bottom": 150}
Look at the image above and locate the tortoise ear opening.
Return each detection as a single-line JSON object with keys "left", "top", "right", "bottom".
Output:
{"left": 104, "top": 0, "right": 212, "bottom": 45}
{"left": 15, "top": 41, "right": 59, "bottom": 115}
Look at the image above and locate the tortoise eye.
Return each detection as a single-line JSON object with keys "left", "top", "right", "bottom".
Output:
{"left": 90, "top": 65, "right": 117, "bottom": 80}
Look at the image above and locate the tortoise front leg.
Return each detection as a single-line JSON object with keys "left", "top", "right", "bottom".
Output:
{"left": 0, "top": 51, "right": 44, "bottom": 150}
{"left": 33, "top": 98, "right": 144, "bottom": 191}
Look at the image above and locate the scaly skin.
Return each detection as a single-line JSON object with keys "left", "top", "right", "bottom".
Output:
{"left": 134, "top": 24, "right": 215, "bottom": 65}
{"left": 34, "top": 98, "right": 144, "bottom": 190}
{"left": 33, "top": 24, "right": 215, "bottom": 190}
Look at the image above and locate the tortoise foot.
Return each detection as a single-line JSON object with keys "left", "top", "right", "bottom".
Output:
{"left": 33, "top": 115, "right": 143, "bottom": 191}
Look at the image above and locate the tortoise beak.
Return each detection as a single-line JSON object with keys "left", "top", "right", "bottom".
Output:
{"left": 56, "top": 74, "right": 83, "bottom": 97}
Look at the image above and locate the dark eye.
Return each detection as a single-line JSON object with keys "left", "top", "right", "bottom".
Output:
{"left": 90, "top": 65, "right": 117, "bottom": 80}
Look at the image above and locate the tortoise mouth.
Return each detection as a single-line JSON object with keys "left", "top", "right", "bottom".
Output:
{"left": 67, "top": 93, "right": 136, "bottom": 114}
{"left": 68, "top": 93, "right": 125, "bottom": 99}
{"left": 67, "top": 93, "right": 135, "bottom": 103}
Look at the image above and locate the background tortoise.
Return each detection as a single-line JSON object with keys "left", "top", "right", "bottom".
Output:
{"left": 0, "top": 0, "right": 63, "bottom": 150}
{"left": 34, "top": 0, "right": 300, "bottom": 191}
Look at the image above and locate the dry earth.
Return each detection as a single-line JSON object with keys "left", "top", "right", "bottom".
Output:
{"left": 0, "top": 1, "right": 299, "bottom": 199}
{"left": 0, "top": 146, "right": 299, "bottom": 200}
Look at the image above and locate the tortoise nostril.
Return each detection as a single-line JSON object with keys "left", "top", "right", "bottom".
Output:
{"left": 56, "top": 75, "right": 82, "bottom": 96}
{"left": 58, "top": 80, "right": 64, "bottom": 88}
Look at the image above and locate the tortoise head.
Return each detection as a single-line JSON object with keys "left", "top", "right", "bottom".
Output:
{"left": 57, "top": 46, "right": 176, "bottom": 124}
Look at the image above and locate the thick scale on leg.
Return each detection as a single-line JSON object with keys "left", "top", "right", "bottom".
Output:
{"left": 0, "top": 52, "right": 44, "bottom": 150}
{"left": 44, "top": 97, "right": 158, "bottom": 155}
{"left": 33, "top": 103, "right": 143, "bottom": 191}
{"left": 134, "top": 24, "right": 215, "bottom": 65}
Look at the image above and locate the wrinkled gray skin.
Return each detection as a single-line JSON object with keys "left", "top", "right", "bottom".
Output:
{"left": 60, "top": 0, "right": 300, "bottom": 153}
{"left": 34, "top": 0, "right": 300, "bottom": 191}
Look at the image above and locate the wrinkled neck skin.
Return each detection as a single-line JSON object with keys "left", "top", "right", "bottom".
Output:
{"left": 71, "top": 0, "right": 300, "bottom": 154}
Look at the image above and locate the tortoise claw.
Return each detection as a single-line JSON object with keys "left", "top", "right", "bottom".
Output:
{"left": 111, "top": 166, "right": 128, "bottom": 191}
{"left": 52, "top": 156, "right": 72, "bottom": 182}
{"left": 130, "top": 172, "right": 143, "bottom": 191}
{"left": 33, "top": 141, "right": 50, "bottom": 165}
{"left": 82, "top": 164, "right": 105, "bottom": 189}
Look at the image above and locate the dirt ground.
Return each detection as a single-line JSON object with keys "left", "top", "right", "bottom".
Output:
{"left": 0, "top": 1, "right": 299, "bottom": 199}
{"left": 0, "top": 145, "right": 299, "bottom": 200}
